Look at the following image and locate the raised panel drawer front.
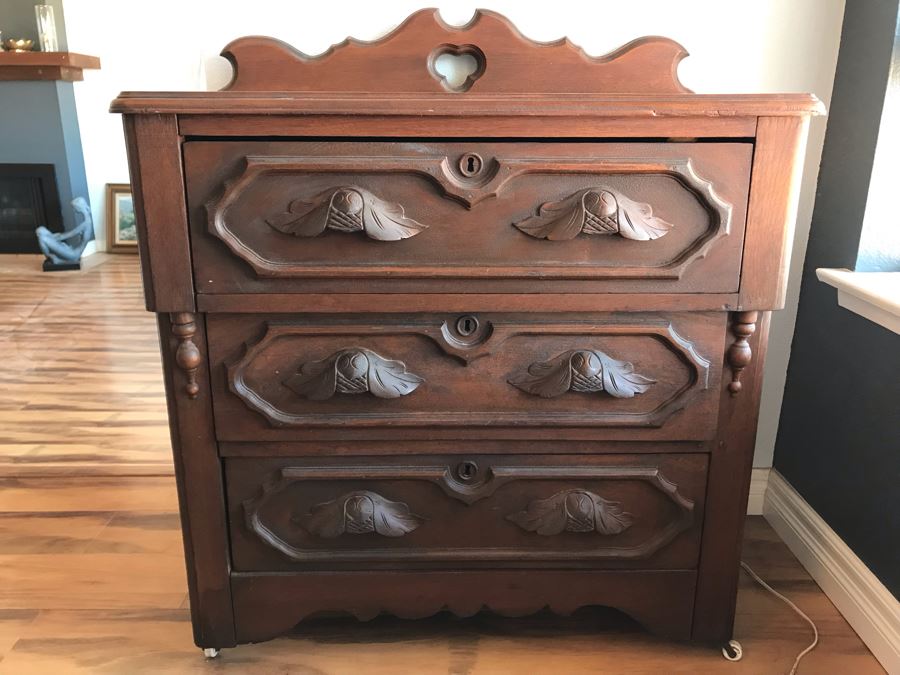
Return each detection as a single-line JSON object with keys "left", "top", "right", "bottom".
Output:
{"left": 226, "top": 453, "right": 707, "bottom": 571}
{"left": 184, "top": 141, "right": 752, "bottom": 294}
{"left": 207, "top": 312, "right": 725, "bottom": 441}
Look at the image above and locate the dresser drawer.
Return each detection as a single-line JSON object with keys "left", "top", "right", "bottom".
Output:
{"left": 207, "top": 312, "right": 725, "bottom": 441}
{"left": 186, "top": 141, "right": 751, "bottom": 294}
{"left": 226, "top": 453, "right": 706, "bottom": 571}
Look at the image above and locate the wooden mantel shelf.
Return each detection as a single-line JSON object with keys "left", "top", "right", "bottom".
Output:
{"left": 0, "top": 51, "right": 100, "bottom": 82}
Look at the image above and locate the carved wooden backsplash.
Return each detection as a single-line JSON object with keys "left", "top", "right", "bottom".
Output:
{"left": 218, "top": 10, "right": 693, "bottom": 95}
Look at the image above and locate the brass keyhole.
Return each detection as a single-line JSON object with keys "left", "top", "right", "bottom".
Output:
{"left": 455, "top": 314, "right": 479, "bottom": 337}
{"left": 458, "top": 153, "right": 483, "bottom": 177}
{"left": 456, "top": 460, "right": 479, "bottom": 482}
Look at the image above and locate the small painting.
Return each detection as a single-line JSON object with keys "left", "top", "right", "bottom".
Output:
{"left": 105, "top": 183, "right": 137, "bottom": 252}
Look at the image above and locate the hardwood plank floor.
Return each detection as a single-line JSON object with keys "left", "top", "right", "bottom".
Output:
{"left": 0, "top": 255, "right": 172, "bottom": 476}
{"left": 0, "top": 253, "right": 884, "bottom": 672}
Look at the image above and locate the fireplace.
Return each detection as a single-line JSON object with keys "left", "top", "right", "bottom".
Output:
{"left": 0, "top": 164, "right": 64, "bottom": 254}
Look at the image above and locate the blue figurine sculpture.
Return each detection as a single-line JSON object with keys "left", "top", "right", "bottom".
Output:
{"left": 36, "top": 197, "right": 94, "bottom": 271}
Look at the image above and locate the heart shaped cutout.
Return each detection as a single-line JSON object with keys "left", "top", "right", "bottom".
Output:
{"left": 429, "top": 44, "right": 485, "bottom": 92}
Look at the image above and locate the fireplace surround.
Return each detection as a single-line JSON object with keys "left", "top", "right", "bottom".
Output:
{"left": 0, "top": 163, "right": 63, "bottom": 253}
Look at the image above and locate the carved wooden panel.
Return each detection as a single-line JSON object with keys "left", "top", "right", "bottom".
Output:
{"left": 509, "top": 349, "right": 655, "bottom": 399}
{"left": 208, "top": 312, "right": 723, "bottom": 440}
{"left": 507, "top": 489, "right": 633, "bottom": 535}
{"left": 727, "top": 311, "right": 758, "bottom": 396}
{"left": 170, "top": 312, "right": 201, "bottom": 399}
{"left": 513, "top": 188, "right": 674, "bottom": 241}
{"left": 300, "top": 491, "right": 423, "bottom": 538}
{"left": 267, "top": 186, "right": 428, "bottom": 241}
{"left": 229, "top": 453, "right": 704, "bottom": 570}
{"left": 186, "top": 141, "right": 750, "bottom": 294}
{"left": 217, "top": 11, "right": 692, "bottom": 95}
{"left": 285, "top": 348, "right": 424, "bottom": 400}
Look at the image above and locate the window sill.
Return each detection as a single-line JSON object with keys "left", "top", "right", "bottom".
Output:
{"left": 816, "top": 268, "right": 900, "bottom": 335}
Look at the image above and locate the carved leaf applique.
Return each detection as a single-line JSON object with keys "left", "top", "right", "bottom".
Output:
{"left": 303, "top": 491, "right": 423, "bottom": 538}
{"left": 267, "top": 186, "right": 429, "bottom": 241}
{"left": 512, "top": 188, "right": 673, "bottom": 241}
{"left": 285, "top": 348, "right": 424, "bottom": 401}
{"left": 508, "top": 349, "right": 655, "bottom": 399}
{"left": 508, "top": 489, "right": 633, "bottom": 536}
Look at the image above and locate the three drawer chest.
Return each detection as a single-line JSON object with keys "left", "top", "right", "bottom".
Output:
{"left": 111, "top": 9, "right": 822, "bottom": 657}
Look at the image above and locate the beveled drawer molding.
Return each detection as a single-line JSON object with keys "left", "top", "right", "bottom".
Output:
{"left": 201, "top": 151, "right": 734, "bottom": 282}
{"left": 218, "top": 314, "right": 715, "bottom": 431}
{"left": 238, "top": 459, "right": 696, "bottom": 564}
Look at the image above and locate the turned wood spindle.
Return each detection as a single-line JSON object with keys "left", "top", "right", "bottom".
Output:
{"left": 170, "top": 312, "right": 201, "bottom": 399}
{"left": 727, "top": 311, "right": 758, "bottom": 396}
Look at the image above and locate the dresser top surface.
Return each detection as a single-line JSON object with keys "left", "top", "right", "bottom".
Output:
{"left": 110, "top": 9, "right": 823, "bottom": 118}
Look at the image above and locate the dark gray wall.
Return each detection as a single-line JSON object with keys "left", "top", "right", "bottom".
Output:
{"left": 774, "top": 0, "right": 900, "bottom": 599}
{"left": 0, "top": 81, "right": 88, "bottom": 232}
{"left": 0, "top": 0, "right": 67, "bottom": 49}
{"left": 0, "top": 1, "right": 87, "bottom": 233}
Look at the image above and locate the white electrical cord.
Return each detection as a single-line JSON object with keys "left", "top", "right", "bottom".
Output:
{"left": 740, "top": 560, "right": 819, "bottom": 675}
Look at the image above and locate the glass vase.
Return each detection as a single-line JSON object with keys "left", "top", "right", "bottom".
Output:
{"left": 35, "top": 5, "right": 59, "bottom": 52}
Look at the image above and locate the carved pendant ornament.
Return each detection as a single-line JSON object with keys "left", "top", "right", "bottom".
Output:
{"left": 300, "top": 491, "right": 423, "bottom": 538}
{"left": 170, "top": 312, "right": 201, "bottom": 399}
{"left": 727, "top": 311, "right": 758, "bottom": 396}
{"left": 509, "top": 349, "right": 655, "bottom": 399}
{"left": 285, "top": 348, "right": 424, "bottom": 400}
{"left": 513, "top": 188, "right": 674, "bottom": 241}
{"left": 267, "top": 186, "right": 429, "bottom": 241}
{"left": 508, "top": 489, "right": 633, "bottom": 536}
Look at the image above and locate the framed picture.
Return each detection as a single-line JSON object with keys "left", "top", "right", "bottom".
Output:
{"left": 105, "top": 183, "right": 137, "bottom": 252}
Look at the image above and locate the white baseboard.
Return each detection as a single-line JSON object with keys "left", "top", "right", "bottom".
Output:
{"left": 747, "top": 468, "right": 770, "bottom": 515}
{"left": 764, "top": 470, "right": 900, "bottom": 673}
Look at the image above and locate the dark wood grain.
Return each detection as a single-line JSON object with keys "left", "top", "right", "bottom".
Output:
{"left": 176, "top": 113, "right": 760, "bottom": 139}
{"left": 112, "top": 8, "right": 818, "bottom": 653}
{"left": 122, "top": 115, "right": 194, "bottom": 313}
{"left": 206, "top": 312, "right": 724, "bottom": 438}
{"left": 186, "top": 140, "right": 750, "bottom": 294}
{"left": 739, "top": 117, "right": 810, "bottom": 310}
{"left": 155, "top": 314, "right": 235, "bottom": 648}
{"left": 692, "top": 311, "right": 772, "bottom": 642}
{"left": 217, "top": 11, "right": 691, "bottom": 95}
{"left": 227, "top": 453, "right": 705, "bottom": 572}
{"left": 231, "top": 570, "right": 698, "bottom": 644}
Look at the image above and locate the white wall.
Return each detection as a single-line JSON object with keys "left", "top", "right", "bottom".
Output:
{"left": 63, "top": 0, "right": 845, "bottom": 467}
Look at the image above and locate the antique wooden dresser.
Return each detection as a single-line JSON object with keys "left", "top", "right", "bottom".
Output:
{"left": 111, "top": 9, "right": 822, "bottom": 658}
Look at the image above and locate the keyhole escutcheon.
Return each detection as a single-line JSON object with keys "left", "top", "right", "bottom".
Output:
{"left": 456, "top": 460, "right": 479, "bottom": 482}
{"left": 455, "top": 314, "right": 479, "bottom": 336}
{"left": 458, "top": 153, "right": 483, "bottom": 178}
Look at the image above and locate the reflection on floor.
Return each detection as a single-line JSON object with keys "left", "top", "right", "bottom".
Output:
{"left": 0, "top": 254, "right": 171, "bottom": 476}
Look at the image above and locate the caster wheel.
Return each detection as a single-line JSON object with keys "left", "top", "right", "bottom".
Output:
{"left": 202, "top": 648, "right": 220, "bottom": 659}
{"left": 722, "top": 639, "right": 743, "bottom": 662}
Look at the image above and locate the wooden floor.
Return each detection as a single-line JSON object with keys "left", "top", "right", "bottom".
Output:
{"left": 0, "top": 254, "right": 172, "bottom": 476}
{"left": 0, "top": 254, "right": 884, "bottom": 673}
